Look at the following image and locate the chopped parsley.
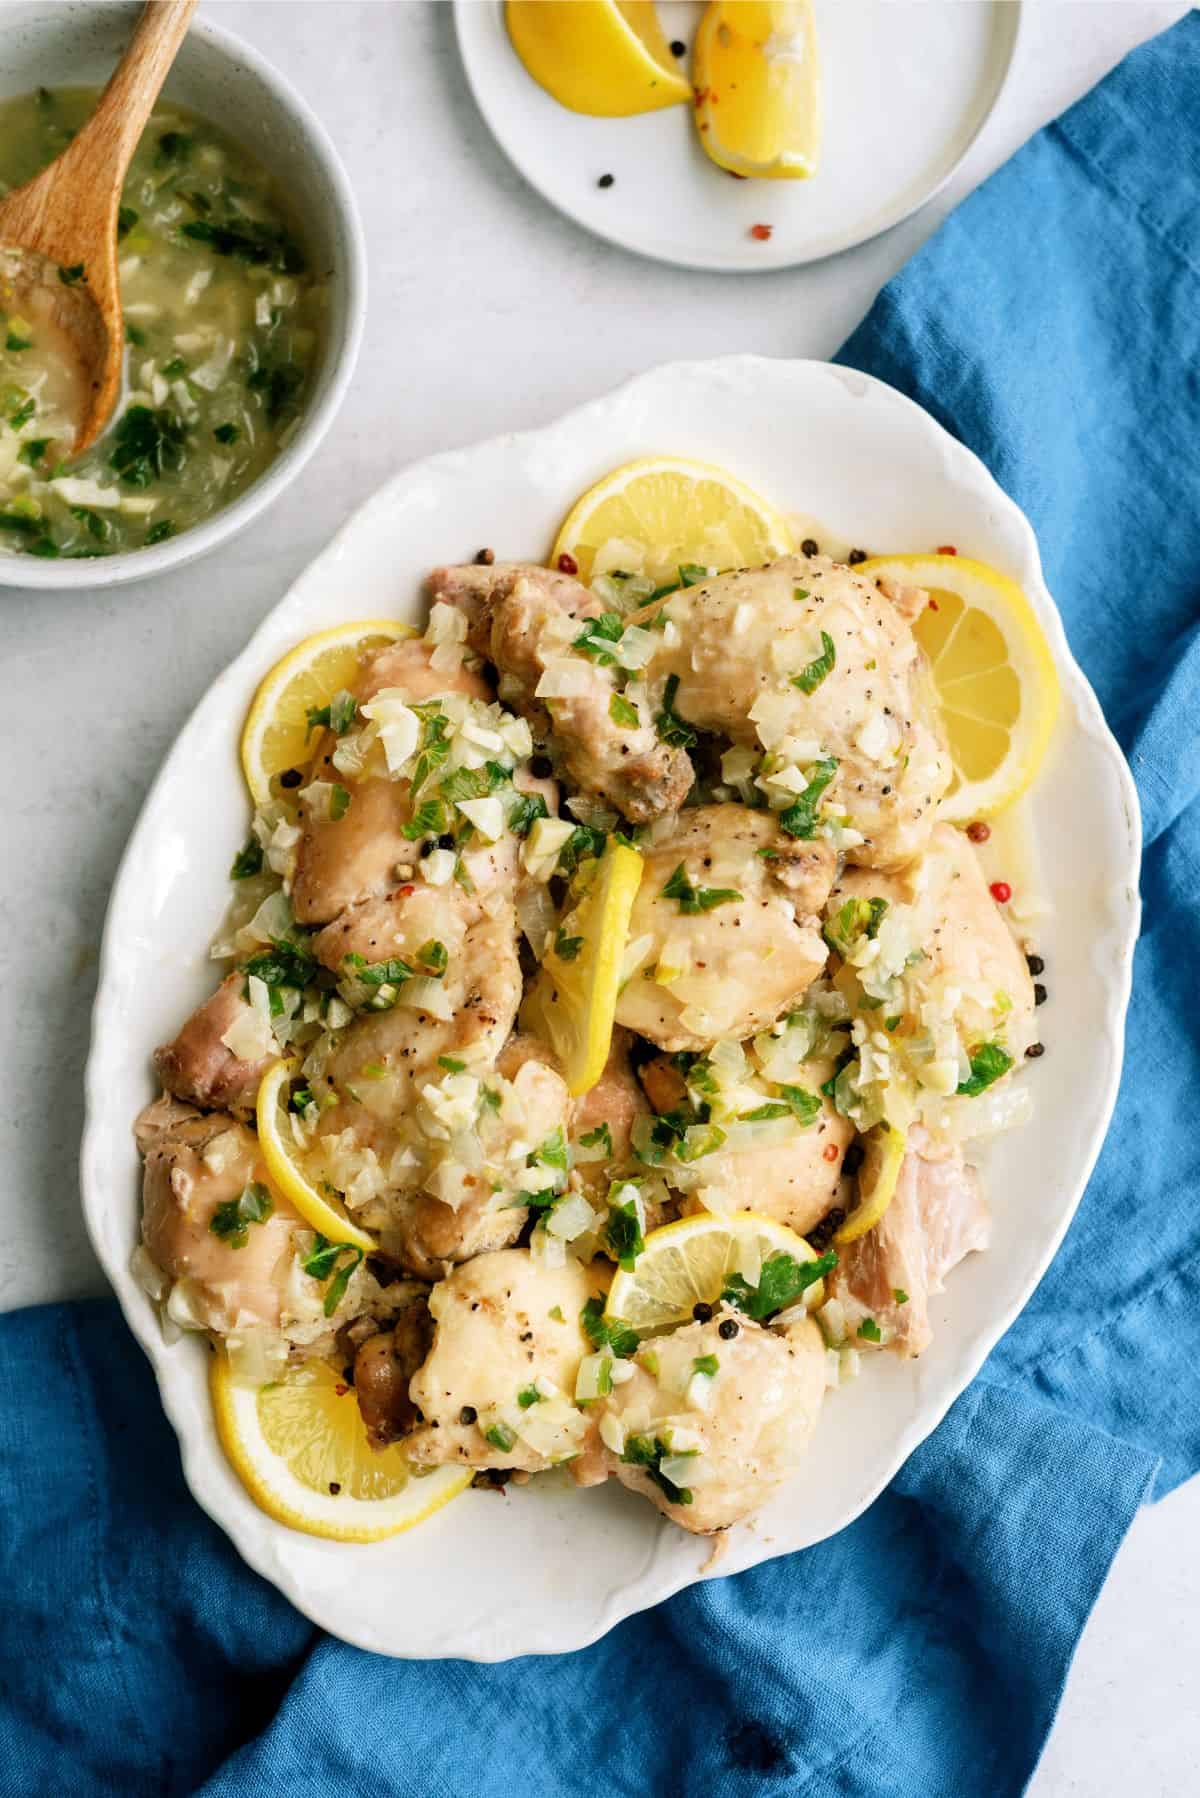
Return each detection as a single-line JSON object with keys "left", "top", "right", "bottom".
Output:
{"left": 507, "top": 791, "right": 549, "bottom": 836}
{"left": 409, "top": 704, "right": 452, "bottom": 797}
{"left": 791, "top": 630, "right": 837, "bottom": 695}
{"left": 572, "top": 612, "right": 624, "bottom": 664}
{"left": 18, "top": 437, "right": 50, "bottom": 468}
{"left": 208, "top": 1182, "right": 273, "bottom": 1249}
{"left": 484, "top": 1421, "right": 516, "bottom": 1452}
{"left": 654, "top": 673, "right": 697, "bottom": 750}
{"left": 557, "top": 822, "right": 607, "bottom": 874}
{"left": 437, "top": 1055, "right": 466, "bottom": 1074}
{"left": 229, "top": 836, "right": 263, "bottom": 879}
{"left": 610, "top": 692, "right": 640, "bottom": 728}
{"left": 516, "top": 1385, "right": 543, "bottom": 1409}
{"left": 893, "top": 1288, "right": 909, "bottom": 1306}
{"left": 440, "top": 760, "right": 510, "bottom": 803}
{"left": 692, "top": 1354, "right": 719, "bottom": 1377}
{"left": 145, "top": 519, "right": 175, "bottom": 546}
{"left": 661, "top": 863, "right": 742, "bottom": 914}
{"left": 604, "top": 1191, "right": 645, "bottom": 1272}
{"left": 345, "top": 954, "right": 412, "bottom": 990}
{"left": 243, "top": 938, "right": 318, "bottom": 992}
{"left": 305, "top": 690, "right": 358, "bottom": 737}
{"left": 300, "top": 1235, "right": 363, "bottom": 1315}
{"left": 534, "top": 1129, "right": 569, "bottom": 1173}
{"left": 247, "top": 357, "right": 305, "bottom": 422}
{"left": 777, "top": 1083, "right": 822, "bottom": 1126}
{"left": 480, "top": 1086, "right": 502, "bottom": 1113}
{"left": 857, "top": 1317, "right": 882, "bottom": 1343}
{"left": 823, "top": 895, "right": 889, "bottom": 958}
{"left": 329, "top": 783, "right": 352, "bottom": 821}
{"left": 417, "top": 939, "right": 448, "bottom": 976}
{"left": 117, "top": 205, "right": 139, "bottom": 238}
{"left": 182, "top": 215, "right": 305, "bottom": 274}
{"left": 554, "top": 926, "right": 584, "bottom": 961}
{"left": 402, "top": 798, "right": 449, "bottom": 841}
{"left": 5, "top": 330, "right": 32, "bottom": 353}
{"left": 793, "top": 586, "right": 810, "bottom": 602}
{"left": 720, "top": 1249, "right": 837, "bottom": 1321}
{"left": 621, "top": 1434, "right": 692, "bottom": 1505}
{"left": 779, "top": 756, "right": 838, "bottom": 839}
{"left": 581, "top": 1296, "right": 638, "bottom": 1359}
{"left": 8, "top": 397, "right": 34, "bottom": 429}
{"left": 109, "top": 405, "right": 187, "bottom": 488}
{"left": 957, "top": 1042, "right": 1014, "bottom": 1096}
{"left": 578, "top": 1123, "right": 613, "bottom": 1156}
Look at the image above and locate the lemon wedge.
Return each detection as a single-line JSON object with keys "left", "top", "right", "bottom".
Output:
{"left": 506, "top": 1, "right": 691, "bottom": 116}
{"left": 606, "top": 1211, "right": 826, "bottom": 1335}
{"left": 528, "top": 839, "right": 643, "bottom": 1096}
{"left": 240, "top": 619, "right": 412, "bottom": 806}
{"left": 834, "top": 1123, "right": 906, "bottom": 1245}
{"left": 857, "top": 553, "right": 1061, "bottom": 821}
{"left": 256, "top": 1058, "right": 376, "bottom": 1253}
{"left": 694, "top": 0, "right": 822, "bottom": 180}
{"left": 552, "top": 454, "right": 793, "bottom": 588}
{"left": 211, "top": 1353, "right": 470, "bottom": 1541}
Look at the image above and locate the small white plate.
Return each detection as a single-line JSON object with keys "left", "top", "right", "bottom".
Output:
{"left": 455, "top": 0, "right": 1022, "bottom": 272}
{"left": 81, "top": 356, "right": 1139, "bottom": 1661}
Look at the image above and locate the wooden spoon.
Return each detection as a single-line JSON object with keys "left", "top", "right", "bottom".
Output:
{"left": 0, "top": 0, "right": 199, "bottom": 457}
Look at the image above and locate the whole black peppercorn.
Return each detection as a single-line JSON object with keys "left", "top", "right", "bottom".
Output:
{"left": 801, "top": 537, "right": 819, "bottom": 556}
{"left": 530, "top": 754, "right": 554, "bottom": 779}
{"left": 1034, "top": 983, "right": 1047, "bottom": 1005}
{"left": 1026, "top": 953, "right": 1045, "bottom": 976}
{"left": 718, "top": 1317, "right": 739, "bottom": 1340}
{"left": 847, "top": 548, "right": 867, "bottom": 566}
{"left": 597, "top": 173, "right": 615, "bottom": 189}
{"left": 1026, "top": 1042, "right": 1045, "bottom": 1059}
{"left": 459, "top": 1405, "right": 478, "bottom": 1425}
{"left": 474, "top": 546, "right": 495, "bottom": 565}
{"left": 670, "top": 38, "right": 686, "bottom": 56}
{"left": 692, "top": 1301, "right": 714, "bottom": 1324}
{"left": 279, "top": 767, "right": 302, "bottom": 789}
{"left": 437, "top": 833, "right": 455, "bottom": 852}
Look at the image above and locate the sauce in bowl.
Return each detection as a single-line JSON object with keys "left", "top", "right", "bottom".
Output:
{"left": 0, "top": 86, "right": 327, "bottom": 560}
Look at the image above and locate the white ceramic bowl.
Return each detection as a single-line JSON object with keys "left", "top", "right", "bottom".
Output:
{"left": 82, "top": 356, "right": 1140, "bottom": 1660}
{"left": 0, "top": 1, "right": 366, "bottom": 590}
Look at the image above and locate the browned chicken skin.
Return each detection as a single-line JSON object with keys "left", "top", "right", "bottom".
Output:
{"left": 154, "top": 971, "right": 275, "bottom": 1118}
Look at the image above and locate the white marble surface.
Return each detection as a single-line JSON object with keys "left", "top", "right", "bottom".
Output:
{"left": 2, "top": 0, "right": 1196, "bottom": 1787}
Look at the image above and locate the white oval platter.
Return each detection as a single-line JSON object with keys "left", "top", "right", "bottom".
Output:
{"left": 81, "top": 356, "right": 1140, "bottom": 1660}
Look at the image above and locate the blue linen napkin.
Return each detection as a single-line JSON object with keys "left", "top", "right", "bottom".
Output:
{"left": 4, "top": 17, "right": 1199, "bottom": 1794}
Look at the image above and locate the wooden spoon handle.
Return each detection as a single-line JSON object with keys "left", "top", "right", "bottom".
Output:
{"left": 56, "top": 0, "right": 200, "bottom": 238}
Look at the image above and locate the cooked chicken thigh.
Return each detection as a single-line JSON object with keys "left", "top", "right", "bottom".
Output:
{"left": 292, "top": 640, "right": 491, "bottom": 927}
{"left": 406, "top": 1249, "right": 605, "bottom": 1472}
{"left": 639, "top": 1051, "right": 854, "bottom": 1237}
{"left": 576, "top": 1309, "right": 826, "bottom": 1533}
{"left": 627, "top": 556, "right": 950, "bottom": 866}
{"left": 828, "top": 1132, "right": 989, "bottom": 1356}
{"left": 429, "top": 561, "right": 693, "bottom": 821}
{"left": 154, "top": 971, "right": 277, "bottom": 1117}
{"left": 830, "top": 822, "right": 1037, "bottom": 1066}
{"left": 615, "top": 806, "right": 834, "bottom": 1050}
{"left": 134, "top": 1096, "right": 303, "bottom": 1334}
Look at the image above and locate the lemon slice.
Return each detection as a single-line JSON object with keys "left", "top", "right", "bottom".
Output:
{"left": 606, "top": 1211, "right": 826, "bottom": 1335}
{"left": 834, "top": 1122, "right": 906, "bottom": 1245}
{"left": 552, "top": 455, "right": 793, "bottom": 588}
{"left": 529, "top": 840, "right": 643, "bottom": 1096}
{"left": 211, "top": 1353, "right": 470, "bottom": 1541}
{"left": 694, "top": 0, "right": 822, "bottom": 180}
{"left": 240, "top": 619, "right": 412, "bottom": 806}
{"left": 857, "top": 553, "right": 1061, "bottom": 821}
{"left": 256, "top": 1058, "right": 376, "bottom": 1253}
{"left": 506, "top": 1, "right": 691, "bottom": 116}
